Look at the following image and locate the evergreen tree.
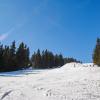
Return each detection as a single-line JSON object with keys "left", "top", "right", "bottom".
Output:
{"left": 54, "top": 54, "right": 59, "bottom": 67}
{"left": 58, "top": 54, "right": 64, "bottom": 66}
{"left": 9, "top": 41, "right": 17, "bottom": 69}
{"left": 26, "top": 47, "right": 30, "bottom": 67}
{"left": 44, "top": 49, "right": 48, "bottom": 67}
{"left": 16, "top": 42, "right": 30, "bottom": 69}
{"left": 93, "top": 38, "right": 100, "bottom": 66}
{"left": 41, "top": 50, "right": 45, "bottom": 68}
{"left": 0, "top": 44, "right": 4, "bottom": 68}
{"left": 35, "top": 49, "right": 42, "bottom": 68}
{"left": 3, "top": 46, "right": 10, "bottom": 71}
{"left": 48, "top": 52, "right": 54, "bottom": 68}
{"left": 31, "top": 52, "right": 36, "bottom": 67}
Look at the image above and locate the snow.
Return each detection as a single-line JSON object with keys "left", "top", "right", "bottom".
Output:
{"left": 0, "top": 63, "right": 100, "bottom": 100}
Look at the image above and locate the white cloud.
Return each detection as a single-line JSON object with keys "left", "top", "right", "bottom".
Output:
{"left": 0, "top": 33, "right": 9, "bottom": 41}
{"left": 0, "top": 28, "right": 14, "bottom": 41}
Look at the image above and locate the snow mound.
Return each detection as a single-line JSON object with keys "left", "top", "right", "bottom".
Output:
{"left": 0, "top": 63, "right": 100, "bottom": 100}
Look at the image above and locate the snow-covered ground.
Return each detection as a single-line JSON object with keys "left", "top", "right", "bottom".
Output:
{"left": 0, "top": 63, "right": 100, "bottom": 100}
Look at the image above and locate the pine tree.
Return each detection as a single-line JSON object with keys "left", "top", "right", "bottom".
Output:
{"left": 0, "top": 44, "right": 3, "bottom": 65}
{"left": 0, "top": 44, "right": 4, "bottom": 71}
{"left": 93, "top": 38, "right": 100, "bottom": 66}
{"left": 44, "top": 49, "right": 48, "bottom": 67}
{"left": 31, "top": 52, "right": 36, "bottom": 67}
{"left": 9, "top": 41, "right": 17, "bottom": 69}
{"left": 16, "top": 42, "right": 30, "bottom": 69}
{"left": 58, "top": 54, "right": 64, "bottom": 66}
{"left": 35, "top": 49, "right": 42, "bottom": 68}
{"left": 54, "top": 54, "right": 59, "bottom": 67}
{"left": 26, "top": 47, "right": 30, "bottom": 67}
{"left": 41, "top": 50, "right": 45, "bottom": 68}
{"left": 48, "top": 52, "right": 54, "bottom": 68}
{"left": 3, "top": 46, "right": 10, "bottom": 71}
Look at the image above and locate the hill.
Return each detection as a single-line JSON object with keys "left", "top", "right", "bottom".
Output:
{"left": 0, "top": 63, "right": 100, "bottom": 100}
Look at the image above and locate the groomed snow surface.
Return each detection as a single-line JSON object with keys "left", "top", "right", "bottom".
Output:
{"left": 0, "top": 63, "right": 100, "bottom": 100}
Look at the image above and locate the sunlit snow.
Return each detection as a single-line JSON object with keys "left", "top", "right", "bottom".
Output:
{"left": 0, "top": 63, "right": 100, "bottom": 100}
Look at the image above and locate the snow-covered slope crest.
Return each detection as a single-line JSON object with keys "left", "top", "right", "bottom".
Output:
{"left": 0, "top": 63, "right": 100, "bottom": 100}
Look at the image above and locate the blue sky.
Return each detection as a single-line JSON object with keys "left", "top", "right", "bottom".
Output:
{"left": 0, "top": 0, "right": 100, "bottom": 62}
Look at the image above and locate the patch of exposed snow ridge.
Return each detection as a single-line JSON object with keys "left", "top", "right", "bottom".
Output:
{"left": 0, "top": 63, "right": 100, "bottom": 100}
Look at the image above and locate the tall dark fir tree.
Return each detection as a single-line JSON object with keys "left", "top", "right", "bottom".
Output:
{"left": 0, "top": 43, "right": 4, "bottom": 68}
{"left": 16, "top": 42, "right": 30, "bottom": 69}
{"left": 93, "top": 38, "right": 100, "bottom": 66}
{"left": 9, "top": 41, "right": 17, "bottom": 69}
{"left": 3, "top": 46, "right": 10, "bottom": 70}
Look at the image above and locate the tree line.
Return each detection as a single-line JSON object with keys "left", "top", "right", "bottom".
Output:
{"left": 0, "top": 41, "right": 81, "bottom": 72}
{"left": 64, "top": 58, "right": 81, "bottom": 64}
{"left": 31, "top": 49, "right": 81, "bottom": 69}
{"left": 31, "top": 49, "right": 64, "bottom": 69}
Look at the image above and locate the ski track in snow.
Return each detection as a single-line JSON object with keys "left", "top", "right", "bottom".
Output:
{"left": 0, "top": 63, "right": 100, "bottom": 100}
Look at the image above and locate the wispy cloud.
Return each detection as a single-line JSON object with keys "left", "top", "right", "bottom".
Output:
{"left": 0, "top": 28, "right": 14, "bottom": 41}
{"left": 0, "top": 33, "right": 9, "bottom": 41}
{"left": 0, "top": 0, "right": 49, "bottom": 42}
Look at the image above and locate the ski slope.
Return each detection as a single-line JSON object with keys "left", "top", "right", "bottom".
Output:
{"left": 0, "top": 63, "right": 100, "bottom": 100}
